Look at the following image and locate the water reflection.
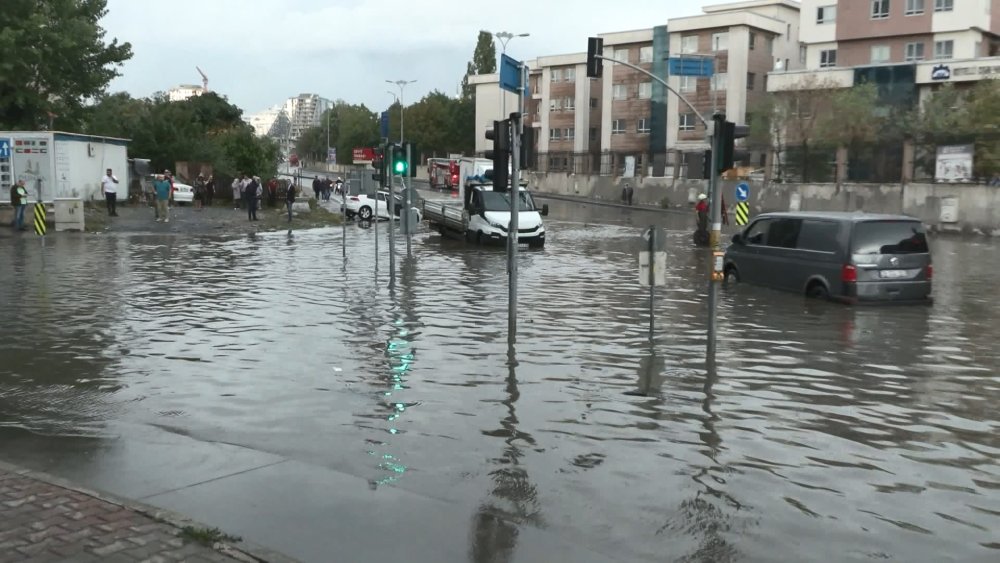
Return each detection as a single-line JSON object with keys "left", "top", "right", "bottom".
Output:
{"left": 470, "top": 347, "right": 542, "bottom": 563}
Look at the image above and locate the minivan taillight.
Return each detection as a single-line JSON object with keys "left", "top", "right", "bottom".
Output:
{"left": 841, "top": 264, "right": 858, "bottom": 283}
{"left": 925, "top": 264, "right": 933, "bottom": 280}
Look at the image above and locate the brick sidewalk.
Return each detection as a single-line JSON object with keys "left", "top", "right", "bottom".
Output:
{"left": 0, "top": 466, "right": 287, "bottom": 563}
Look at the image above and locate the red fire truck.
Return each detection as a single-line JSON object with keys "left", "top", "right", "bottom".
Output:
{"left": 427, "top": 158, "right": 459, "bottom": 190}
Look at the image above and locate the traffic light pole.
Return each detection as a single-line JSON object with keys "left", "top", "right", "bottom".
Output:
{"left": 388, "top": 144, "right": 396, "bottom": 290}
{"left": 507, "top": 64, "right": 526, "bottom": 346}
{"left": 709, "top": 114, "right": 724, "bottom": 249}
{"left": 404, "top": 142, "right": 412, "bottom": 257}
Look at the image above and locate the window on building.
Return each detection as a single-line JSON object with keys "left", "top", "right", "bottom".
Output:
{"left": 711, "top": 72, "right": 728, "bottom": 91}
{"left": 871, "top": 0, "right": 890, "bottom": 19}
{"left": 564, "top": 97, "right": 575, "bottom": 110}
{"left": 905, "top": 0, "right": 924, "bottom": 15}
{"left": 638, "top": 118, "right": 651, "bottom": 133}
{"left": 712, "top": 32, "right": 729, "bottom": 51}
{"left": 551, "top": 68, "right": 562, "bottom": 82}
{"left": 871, "top": 45, "right": 891, "bottom": 63}
{"left": 590, "top": 97, "right": 599, "bottom": 109}
{"left": 749, "top": 32, "right": 756, "bottom": 50}
{"left": 613, "top": 84, "right": 627, "bottom": 100}
{"left": 549, "top": 128, "right": 562, "bottom": 140}
{"left": 934, "top": 39, "right": 954, "bottom": 59}
{"left": 905, "top": 42, "right": 925, "bottom": 61}
{"left": 590, "top": 127, "right": 598, "bottom": 141}
{"left": 799, "top": 43, "right": 807, "bottom": 63}
{"left": 612, "top": 119, "right": 627, "bottom": 134}
{"left": 565, "top": 67, "right": 576, "bottom": 82}
{"left": 766, "top": 35, "right": 775, "bottom": 54}
{"left": 934, "top": 0, "right": 953, "bottom": 11}
{"left": 639, "top": 46, "right": 653, "bottom": 63}
{"left": 681, "top": 35, "right": 699, "bottom": 54}
{"left": 638, "top": 82, "right": 652, "bottom": 99}
{"left": 614, "top": 48, "right": 629, "bottom": 63}
{"left": 679, "top": 113, "right": 697, "bottom": 131}
{"left": 747, "top": 72, "right": 756, "bottom": 90}
{"left": 679, "top": 76, "right": 696, "bottom": 93}
{"left": 549, "top": 98, "right": 561, "bottom": 110}
{"left": 565, "top": 128, "right": 575, "bottom": 140}
{"left": 820, "top": 49, "right": 838, "bottom": 67}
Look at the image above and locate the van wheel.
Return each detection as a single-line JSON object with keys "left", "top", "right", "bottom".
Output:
{"left": 806, "top": 282, "right": 830, "bottom": 300}
{"left": 724, "top": 266, "right": 739, "bottom": 283}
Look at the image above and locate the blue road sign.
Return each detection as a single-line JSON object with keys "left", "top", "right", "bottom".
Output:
{"left": 379, "top": 112, "right": 389, "bottom": 139}
{"left": 668, "top": 57, "right": 714, "bottom": 77}
{"left": 736, "top": 182, "right": 750, "bottom": 202}
{"left": 0, "top": 138, "right": 10, "bottom": 158}
{"left": 499, "top": 54, "right": 523, "bottom": 94}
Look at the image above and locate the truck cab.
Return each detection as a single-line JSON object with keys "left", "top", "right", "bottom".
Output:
{"left": 464, "top": 184, "right": 548, "bottom": 248}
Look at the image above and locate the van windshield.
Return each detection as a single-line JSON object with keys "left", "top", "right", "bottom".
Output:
{"left": 481, "top": 191, "right": 537, "bottom": 212}
{"left": 852, "top": 221, "right": 928, "bottom": 255}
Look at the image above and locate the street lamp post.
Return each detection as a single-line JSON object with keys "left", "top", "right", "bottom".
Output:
{"left": 492, "top": 31, "right": 530, "bottom": 118}
{"left": 386, "top": 79, "right": 416, "bottom": 144}
{"left": 326, "top": 110, "right": 331, "bottom": 169}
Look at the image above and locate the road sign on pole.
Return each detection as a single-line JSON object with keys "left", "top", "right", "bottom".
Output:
{"left": 33, "top": 203, "right": 46, "bottom": 236}
{"left": 499, "top": 54, "right": 523, "bottom": 93}
{"left": 735, "top": 202, "right": 750, "bottom": 226}
{"left": 735, "top": 182, "right": 750, "bottom": 202}
{"left": 0, "top": 139, "right": 10, "bottom": 158}
{"left": 668, "top": 57, "right": 714, "bottom": 77}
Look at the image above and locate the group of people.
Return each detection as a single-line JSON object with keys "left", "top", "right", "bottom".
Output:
{"left": 311, "top": 176, "right": 344, "bottom": 201}
{"left": 231, "top": 174, "right": 266, "bottom": 221}
{"left": 192, "top": 175, "right": 216, "bottom": 208}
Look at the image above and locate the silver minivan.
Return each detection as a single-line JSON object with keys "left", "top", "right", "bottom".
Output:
{"left": 724, "top": 212, "right": 932, "bottom": 303}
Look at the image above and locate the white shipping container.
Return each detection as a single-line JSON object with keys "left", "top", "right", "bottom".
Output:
{"left": 0, "top": 131, "right": 129, "bottom": 203}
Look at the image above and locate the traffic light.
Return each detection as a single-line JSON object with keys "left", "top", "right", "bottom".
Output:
{"left": 718, "top": 119, "right": 750, "bottom": 173}
{"left": 701, "top": 149, "right": 712, "bottom": 180}
{"left": 586, "top": 37, "right": 604, "bottom": 78}
{"left": 520, "top": 126, "right": 536, "bottom": 170}
{"left": 391, "top": 143, "right": 408, "bottom": 176}
{"left": 372, "top": 145, "right": 385, "bottom": 186}
{"left": 484, "top": 119, "right": 510, "bottom": 191}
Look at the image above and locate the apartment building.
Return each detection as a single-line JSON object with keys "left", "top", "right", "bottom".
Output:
{"left": 472, "top": 0, "right": 802, "bottom": 177}
{"left": 666, "top": 0, "right": 802, "bottom": 170}
{"left": 471, "top": 73, "right": 524, "bottom": 156}
{"left": 285, "top": 94, "right": 333, "bottom": 141}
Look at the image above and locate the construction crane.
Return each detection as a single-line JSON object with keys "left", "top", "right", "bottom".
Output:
{"left": 196, "top": 66, "right": 209, "bottom": 93}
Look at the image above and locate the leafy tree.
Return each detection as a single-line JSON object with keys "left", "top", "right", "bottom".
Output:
{"left": 907, "top": 80, "right": 1000, "bottom": 178}
{"left": 296, "top": 102, "right": 379, "bottom": 165}
{"left": 817, "top": 82, "right": 881, "bottom": 150}
{"left": 761, "top": 76, "right": 843, "bottom": 182}
{"left": 0, "top": 0, "right": 132, "bottom": 129}
{"left": 473, "top": 31, "right": 497, "bottom": 75}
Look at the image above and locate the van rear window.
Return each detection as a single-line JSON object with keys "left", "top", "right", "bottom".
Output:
{"left": 852, "top": 221, "right": 928, "bottom": 255}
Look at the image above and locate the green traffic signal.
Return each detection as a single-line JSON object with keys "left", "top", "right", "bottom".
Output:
{"left": 394, "top": 159, "right": 407, "bottom": 174}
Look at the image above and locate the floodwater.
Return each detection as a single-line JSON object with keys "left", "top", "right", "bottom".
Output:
{"left": 1, "top": 199, "right": 998, "bottom": 562}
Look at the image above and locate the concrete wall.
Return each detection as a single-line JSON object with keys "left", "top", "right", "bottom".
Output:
{"left": 527, "top": 171, "right": 1000, "bottom": 235}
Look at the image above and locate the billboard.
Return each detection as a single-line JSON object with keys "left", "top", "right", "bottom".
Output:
{"left": 352, "top": 147, "right": 376, "bottom": 164}
{"left": 935, "top": 144, "right": 973, "bottom": 183}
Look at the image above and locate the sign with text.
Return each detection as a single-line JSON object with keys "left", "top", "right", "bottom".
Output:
{"left": 935, "top": 144, "right": 973, "bottom": 183}
{"left": 352, "top": 147, "right": 376, "bottom": 164}
{"left": 499, "top": 54, "right": 523, "bottom": 94}
{"left": 668, "top": 56, "right": 713, "bottom": 77}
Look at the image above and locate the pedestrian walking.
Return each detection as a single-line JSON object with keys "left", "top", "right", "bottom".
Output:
{"left": 9, "top": 179, "right": 28, "bottom": 231}
{"left": 245, "top": 176, "right": 261, "bottom": 221}
{"left": 267, "top": 178, "right": 278, "bottom": 208}
{"left": 285, "top": 180, "right": 296, "bottom": 223}
{"left": 153, "top": 174, "right": 171, "bottom": 223}
{"left": 205, "top": 175, "right": 215, "bottom": 206}
{"left": 193, "top": 174, "right": 206, "bottom": 209}
{"left": 625, "top": 183, "right": 634, "bottom": 206}
{"left": 311, "top": 177, "right": 321, "bottom": 201}
{"left": 231, "top": 176, "right": 242, "bottom": 209}
{"left": 101, "top": 168, "right": 120, "bottom": 216}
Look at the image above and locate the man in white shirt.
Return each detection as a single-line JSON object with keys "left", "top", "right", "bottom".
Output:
{"left": 101, "top": 168, "right": 119, "bottom": 217}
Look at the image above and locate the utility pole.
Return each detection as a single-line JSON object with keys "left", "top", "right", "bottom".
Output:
{"left": 386, "top": 80, "right": 416, "bottom": 145}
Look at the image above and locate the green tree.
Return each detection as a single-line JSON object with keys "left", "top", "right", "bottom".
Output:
{"left": 296, "top": 102, "right": 380, "bottom": 165}
{"left": 907, "top": 80, "right": 1000, "bottom": 178}
{"left": 0, "top": 0, "right": 132, "bottom": 129}
{"left": 461, "top": 31, "right": 496, "bottom": 100}
{"left": 817, "top": 82, "right": 881, "bottom": 150}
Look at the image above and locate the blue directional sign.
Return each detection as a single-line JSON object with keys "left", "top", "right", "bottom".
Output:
{"left": 499, "top": 54, "right": 523, "bottom": 94}
{"left": 735, "top": 182, "right": 750, "bottom": 202}
{"left": 668, "top": 57, "right": 714, "bottom": 77}
{"left": 0, "top": 138, "right": 10, "bottom": 158}
{"left": 379, "top": 112, "right": 389, "bottom": 139}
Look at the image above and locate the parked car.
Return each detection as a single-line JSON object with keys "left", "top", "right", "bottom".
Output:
{"left": 723, "top": 211, "right": 932, "bottom": 304}
{"left": 344, "top": 191, "right": 421, "bottom": 222}
{"left": 171, "top": 182, "right": 194, "bottom": 204}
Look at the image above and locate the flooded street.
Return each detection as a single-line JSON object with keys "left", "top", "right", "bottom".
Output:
{"left": 1, "top": 199, "right": 998, "bottom": 562}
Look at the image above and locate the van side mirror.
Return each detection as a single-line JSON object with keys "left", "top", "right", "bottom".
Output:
{"left": 541, "top": 204, "right": 549, "bottom": 216}
{"left": 731, "top": 233, "right": 744, "bottom": 245}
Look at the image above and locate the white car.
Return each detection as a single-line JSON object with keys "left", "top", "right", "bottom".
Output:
{"left": 344, "top": 191, "right": 420, "bottom": 222}
{"left": 171, "top": 182, "right": 194, "bottom": 204}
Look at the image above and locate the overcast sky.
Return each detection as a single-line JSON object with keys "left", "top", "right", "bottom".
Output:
{"left": 102, "top": 0, "right": 713, "bottom": 115}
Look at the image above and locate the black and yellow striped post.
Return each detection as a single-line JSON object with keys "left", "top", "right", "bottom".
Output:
{"left": 33, "top": 203, "right": 47, "bottom": 236}
{"left": 734, "top": 201, "right": 750, "bottom": 226}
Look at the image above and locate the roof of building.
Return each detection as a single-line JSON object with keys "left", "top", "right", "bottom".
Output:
{"left": 702, "top": 0, "right": 800, "bottom": 14}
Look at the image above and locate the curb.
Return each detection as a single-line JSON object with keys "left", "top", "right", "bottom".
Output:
{"left": 0, "top": 459, "right": 299, "bottom": 563}
{"left": 530, "top": 191, "right": 695, "bottom": 216}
